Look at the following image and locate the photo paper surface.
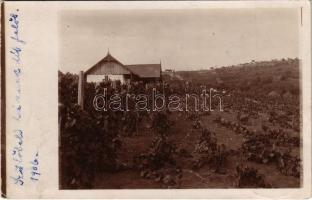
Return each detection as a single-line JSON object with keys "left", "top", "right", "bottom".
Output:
{"left": 1, "top": 1, "right": 311, "bottom": 198}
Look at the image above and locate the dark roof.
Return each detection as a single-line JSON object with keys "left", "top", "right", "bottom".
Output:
{"left": 85, "top": 52, "right": 161, "bottom": 78}
{"left": 85, "top": 53, "right": 129, "bottom": 75}
{"left": 126, "top": 64, "right": 161, "bottom": 78}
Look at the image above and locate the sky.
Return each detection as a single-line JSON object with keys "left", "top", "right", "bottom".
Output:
{"left": 59, "top": 8, "right": 299, "bottom": 73}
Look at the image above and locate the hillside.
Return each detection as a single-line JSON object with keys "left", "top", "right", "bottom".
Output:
{"left": 60, "top": 58, "right": 301, "bottom": 189}
{"left": 163, "top": 58, "right": 299, "bottom": 97}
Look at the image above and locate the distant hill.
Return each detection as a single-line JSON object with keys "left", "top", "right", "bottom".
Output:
{"left": 163, "top": 58, "right": 300, "bottom": 96}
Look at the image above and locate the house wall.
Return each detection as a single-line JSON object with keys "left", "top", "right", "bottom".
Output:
{"left": 87, "top": 74, "right": 130, "bottom": 84}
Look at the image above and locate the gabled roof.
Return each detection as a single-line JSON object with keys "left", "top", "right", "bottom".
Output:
{"left": 126, "top": 64, "right": 161, "bottom": 78}
{"left": 84, "top": 52, "right": 161, "bottom": 78}
{"left": 85, "top": 52, "right": 130, "bottom": 75}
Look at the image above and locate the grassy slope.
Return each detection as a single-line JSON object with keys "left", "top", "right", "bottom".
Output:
{"left": 165, "top": 58, "right": 299, "bottom": 96}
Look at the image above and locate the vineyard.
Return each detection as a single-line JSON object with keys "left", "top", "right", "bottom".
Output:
{"left": 59, "top": 58, "right": 301, "bottom": 189}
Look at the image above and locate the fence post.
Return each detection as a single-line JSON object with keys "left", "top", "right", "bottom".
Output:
{"left": 78, "top": 71, "right": 85, "bottom": 109}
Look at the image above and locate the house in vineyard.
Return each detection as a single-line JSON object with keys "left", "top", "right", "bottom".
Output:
{"left": 84, "top": 51, "right": 162, "bottom": 84}
{"left": 77, "top": 51, "right": 162, "bottom": 108}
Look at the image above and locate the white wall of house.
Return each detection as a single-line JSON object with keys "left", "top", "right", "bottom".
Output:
{"left": 87, "top": 74, "right": 126, "bottom": 84}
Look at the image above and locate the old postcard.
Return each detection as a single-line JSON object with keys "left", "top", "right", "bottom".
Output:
{"left": 1, "top": 1, "right": 311, "bottom": 199}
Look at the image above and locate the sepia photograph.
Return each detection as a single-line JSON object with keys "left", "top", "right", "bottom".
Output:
{"left": 58, "top": 8, "right": 301, "bottom": 189}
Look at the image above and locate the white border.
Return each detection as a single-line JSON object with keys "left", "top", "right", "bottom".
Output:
{"left": 4, "top": 1, "right": 311, "bottom": 198}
